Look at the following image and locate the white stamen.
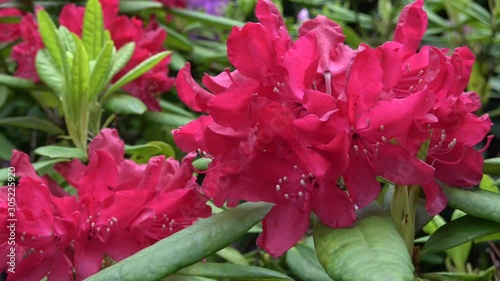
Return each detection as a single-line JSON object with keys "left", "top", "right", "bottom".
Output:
{"left": 276, "top": 185, "right": 281, "bottom": 192}
{"left": 353, "top": 145, "right": 359, "bottom": 152}
{"left": 298, "top": 191, "right": 304, "bottom": 197}
{"left": 380, "top": 125, "right": 385, "bottom": 131}
{"left": 300, "top": 179, "right": 307, "bottom": 187}
{"left": 273, "top": 87, "right": 279, "bottom": 93}
{"left": 382, "top": 136, "right": 387, "bottom": 142}
{"left": 284, "top": 194, "right": 289, "bottom": 200}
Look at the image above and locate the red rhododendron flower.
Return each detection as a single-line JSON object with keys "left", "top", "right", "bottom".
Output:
{"left": 173, "top": 0, "right": 491, "bottom": 257}
{"left": 1, "top": 130, "right": 210, "bottom": 280}
{"left": 10, "top": 0, "right": 173, "bottom": 110}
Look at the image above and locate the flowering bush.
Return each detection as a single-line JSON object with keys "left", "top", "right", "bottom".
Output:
{"left": 0, "top": 0, "right": 499, "bottom": 280}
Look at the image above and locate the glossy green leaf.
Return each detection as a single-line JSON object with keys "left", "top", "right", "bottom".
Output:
{"left": 443, "top": 186, "right": 500, "bottom": 223}
{"left": 483, "top": 157, "right": 500, "bottom": 175}
{"left": 34, "top": 146, "right": 86, "bottom": 159}
{"left": 82, "top": 0, "right": 104, "bottom": 60}
{"left": 286, "top": 244, "right": 333, "bottom": 281}
{"left": 36, "top": 10, "right": 63, "bottom": 68}
{"left": 479, "top": 174, "right": 499, "bottom": 193}
{"left": 420, "top": 215, "right": 500, "bottom": 256}
{"left": 104, "top": 51, "right": 170, "bottom": 99}
{"left": 145, "top": 111, "right": 194, "bottom": 127}
{"left": 35, "top": 49, "right": 63, "bottom": 93}
{"left": 103, "top": 94, "right": 147, "bottom": 115}
{"left": 109, "top": 42, "right": 135, "bottom": 78}
{"left": 176, "top": 263, "right": 292, "bottom": 280}
{"left": 215, "top": 247, "right": 248, "bottom": 265}
{"left": 0, "top": 117, "right": 64, "bottom": 135}
{"left": 0, "top": 74, "right": 38, "bottom": 90}
{"left": 169, "top": 8, "right": 244, "bottom": 29}
{"left": 86, "top": 202, "right": 273, "bottom": 281}
{"left": 314, "top": 204, "right": 414, "bottom": 281}
{"left": 88, "top": 41, "right": 113, "bottom": 101}
{"left": 119, "top": 0, "right": 162, "bottom": 12}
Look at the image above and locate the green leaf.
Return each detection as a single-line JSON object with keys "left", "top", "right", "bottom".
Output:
{"left": 119, "top": 0, "right": 162, "bottom": 12}
{"left": 169, "top": 8, "right": 244, "bottom": 30}
{"left": 36, "top": 10, "right": 63, "bottom": 68}
{"left": 0, "top": 74, "right": 38, "bottom": 90}
{"left": 88, "top": 41, "right": 113, "bottom": 101}
{"left": 0, "top": 159, "right": 69, "bottom": 182}
{"left": 109, "top": 42, "right": 135, "bottom": 78}
{"left": 161, "top": 24, "right": 193, "bottom": 53}
{"left": 82, "top": 0, "right": 104, "bottom": 60}
{"left": 165, "top": 276, "right": 215, "bottom": 281}
{"left": 314, "top": 204, "right": 415, "bottom": 281}
{"left": 443, "top": 186, "right": 500, "bottom": 223}
{"left": 58, "top": 26, "right": 76, "bottom": 54}
{"left": 422, "top": 266, "right": 495, "bottom": 281}
{"left": 286, "top": 244, "right": 333, "bottom": 281}
{"left": 103, "top": 94, "right": 147, "bottom": 115}
{"left": 0, "top": 133, "right": 15, "bottom": 160}
{"left": 0, "top": 117, "right": 64, "bottom": 135}
{"left": 35, "top": 49, "right": 63, "bottom": 93}
{"left": 420, "top": 215, "right": 500, "bottom": 256}
{"left": 159, "top": 100, "right": 196, "bottom": 118}
{"left": 176, "top": 263, "right": 293, "bottom": 280}
{"left": 215, "top": 247, "right": 248, "bottom": 265}
{"left": 124, "top": 143, "right": 162, "bottom": 155}
{"left": 34, "top": 146, "right": 86, "bottom": 159}
{"left": 483, "top": 157, "right": 500, "bottom": 175}
{"left": 145, "top": 111, "right": 194, "bottom": 127}
{"left": 86, "top": 202, "right": 273, "bottom": 281}
{"left": 104, "top": 51, "right": 171, "bottom": 99}
{"left": 0, "top": 86, "right": 7, "bottom": 109}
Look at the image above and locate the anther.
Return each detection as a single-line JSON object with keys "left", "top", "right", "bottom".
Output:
{"left": 300, "top": 179, "right": 307, "bottom": 187}
{"left": 273, "top": 87, "right": 279, "bottom": 93}
{"left": 382, "top": 136, "right": 387, "bottom": 142}
{"left": 276, "top": 185, "right": 281, "bottom": 192}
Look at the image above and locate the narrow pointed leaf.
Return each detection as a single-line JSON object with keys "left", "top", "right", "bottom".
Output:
{"left": 0, "top": 133, "right": 15, "bottom": 160}
{"left": 104, "top": 51, "right": 171, "bottom": 99}
{"left": 443, "top": 186, "right": 500, "bottom": 223}
{"left": 34, "top": 146, "right": 86, "bottom": 159}
{"left": 36, "top": 10, "right": 63, "bottom": 67}
{"left": 86, "top": 202, "right": 273, "bottom": 281}
{"left": 82, "top": 0, "right": 104, "bottom": 60}
{"left": 169, "top": 8, "right": 244, "bottom": 30}
{"left": 176, "top": 263, "right": 293, "bottom": 280}
{"left": 119, "top": 0, "right": 162, "bottom": 12}
{"left": 0, "top": 117, "right": 64, "bottom": 135}
{"left": 420, "top": 215, "right": 500, "bottom": 256}
{"left": 483, "top": 157, "right": 500, "bottom": 175}
{"left": 314, "top": 204, "right": 415, "bottom": 281}
{"left": 88, "top": 41, "right": 113, "bottom": 101}
{"left": 109, "top": 42, "right": 135, "bottom": 78}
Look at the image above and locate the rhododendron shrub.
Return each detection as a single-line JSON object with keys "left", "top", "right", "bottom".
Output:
{"left": 0, "top": 129, "right": 210, "bottom": 281}
{"left": 173, "top": 0, "right": 491, "bottom": 256}
{"left": 10, "top": 0, "right": 173, "bottom": 110}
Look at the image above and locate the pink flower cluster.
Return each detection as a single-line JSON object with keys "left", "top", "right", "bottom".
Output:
{"left": 173, "top": 0, "right": 492, "bottom": 256}
{"left": 10, "top": 0, "right": 174, "bottom": 111}
{"left": 0, "top": 129, "right": 211, "bottom": 281}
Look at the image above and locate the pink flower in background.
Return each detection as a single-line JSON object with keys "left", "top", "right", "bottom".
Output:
{"left": 10, "top": 0, "right": 173, "bottom": 111}
{"left": 0, "top": 7, "right": 23, "bottom": 43}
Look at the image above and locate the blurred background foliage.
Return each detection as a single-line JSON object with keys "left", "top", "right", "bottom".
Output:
{"left": 0, "top": 0, "right": 499, "bottom": 280}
